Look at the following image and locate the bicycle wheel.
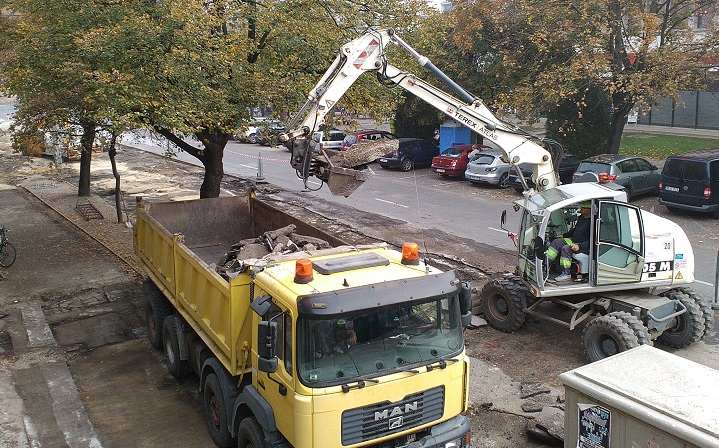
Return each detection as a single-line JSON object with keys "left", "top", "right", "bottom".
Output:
{"left": 0, "top": 242, "right": 16, "bottom": 267}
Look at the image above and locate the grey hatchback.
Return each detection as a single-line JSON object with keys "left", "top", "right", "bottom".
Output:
{"left": 572, "top": 154, "right": 660, "bottom": 201}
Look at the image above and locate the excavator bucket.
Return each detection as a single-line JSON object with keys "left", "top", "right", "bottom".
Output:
{"left": 326, "top": 166, "right": 371, "bottom": 197}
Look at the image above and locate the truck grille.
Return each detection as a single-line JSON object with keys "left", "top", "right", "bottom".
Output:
{"left": 341, "top": 386, "right": 444, "bottom": 445}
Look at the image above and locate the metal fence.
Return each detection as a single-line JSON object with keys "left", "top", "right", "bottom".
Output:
{"left": 639, "top": 90, "right": 719, "bottom": 129}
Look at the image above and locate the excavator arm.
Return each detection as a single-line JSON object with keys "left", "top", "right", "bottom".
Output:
{"left": 280, "top": 28, "right": 562, "bottom": 197}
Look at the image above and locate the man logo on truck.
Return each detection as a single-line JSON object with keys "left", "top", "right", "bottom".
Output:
{"left": 374, "top": 401, "right": 419, "bottom": 428}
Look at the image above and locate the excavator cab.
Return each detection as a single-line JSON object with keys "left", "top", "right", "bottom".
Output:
{"left": 512, "top": 183, "right": 649, "bottom": 296}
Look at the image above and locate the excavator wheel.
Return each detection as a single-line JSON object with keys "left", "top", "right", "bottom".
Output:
{"left": 582, "top": 312, "right": 640, "bottom": 362}
{"left": 611, "top": 311, "right": 653, "bottom": 347}
{"left": 670, "top": 287, "right": 715, "bottom": 337}
{"left": 479, "top": 276, "right": 529, "bottom": 332}
{"left": 657, "top": 290, "right": 706, "bottom": 348}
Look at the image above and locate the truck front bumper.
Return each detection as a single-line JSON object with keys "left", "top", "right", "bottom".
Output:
{"left": 404, "top": 414, "right": 471, "bottom": 448}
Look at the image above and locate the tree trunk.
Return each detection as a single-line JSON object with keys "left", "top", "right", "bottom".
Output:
{"left": 154, "top": 127, "right": 230, "bottom": 198}
{"left": 196, "top": 130, "right": 229, "bottom": 198}
{"left": 77, "top": 120, "right": 96, "bottom": 197}
{"left": 108, "top": 134, "right": 125, "bottom": 223}
{"left": 605, "top": 95, "right": 634, "bottom": 154}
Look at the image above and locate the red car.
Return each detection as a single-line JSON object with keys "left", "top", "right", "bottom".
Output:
{"left": 431, "top": 144, "right": 487, "bottom": 177}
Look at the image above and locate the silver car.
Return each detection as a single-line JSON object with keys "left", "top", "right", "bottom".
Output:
{"left": 312, "top": 130, "right": 346, "bottom": 151}
{"left": 464, "top": 150, "right": 511, "bottom": 188}
{"left": 572, "top": 154, "right": 660, "bottom": 201}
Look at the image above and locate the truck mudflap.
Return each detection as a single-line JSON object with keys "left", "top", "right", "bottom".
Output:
{"left": 403, "top": 414, "right": 471, "bottom": 448}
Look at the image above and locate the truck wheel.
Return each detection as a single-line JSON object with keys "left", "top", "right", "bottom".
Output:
{"left": 162, "top": 315, "right": 191, "bottom": 378}
{"left": 669, "top": 287, "right": 715, "bottom": 337}
{"left": 237, "top": 417, "right": 265, "bottom": 448}
{"left": 203, "top": 373, "right": 234, "bottom": 448}
{"left": 657, "top": 291, "right": 705, "bottom": 348}
{"left": 479, "top": 276, "right": 528, "bottom": 332}
{"left": 612, "top": 311, "right": 653, "bottom": 346}
{"left": 582, "top": 313, "right": 639, "bottom": 362}
{"left": 143, "top": 279, "right": 173, "bottom": 349}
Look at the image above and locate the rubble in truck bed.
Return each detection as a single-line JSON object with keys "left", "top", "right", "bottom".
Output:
{"left": 216, "top": 224, "right": 331, "bottom": 279}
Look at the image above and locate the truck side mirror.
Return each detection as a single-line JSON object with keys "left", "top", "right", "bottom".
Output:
{"left": 250, "top": 295, "right": 273, "bottom": 316}
{"left": 257, "top": 321, "right": 278, "bottom": 373}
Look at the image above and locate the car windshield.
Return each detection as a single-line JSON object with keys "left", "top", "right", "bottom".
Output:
{"left": 297, "top": 295, "right": 464, "bottom": 387}
{"left": 440, "top": 147, "right": 464, "bottom": 157}
{"left": 343, "top": 135, "right": 359, "bottom": 145}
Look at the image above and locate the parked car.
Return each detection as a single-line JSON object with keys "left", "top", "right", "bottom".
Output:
{"left": 341, "top": 129, "right": 397, "bottom": 151}
{"left": 233, "top": 118, "right": 267, "bottom": 143}
{"left": 658, "top": 149, "right": 719, "bottom": 218}
{"left": 377, "top": 138, "right": 439, "bottom": 171}
{"left": 572, "top": 154, "right": 660, "bottom": 201}
{"left": 508, "top": 153, "right": 582, "bottom": 192}
{"left": 431, "top": 144, "right": 487, "bottom": 178}
{"left": 311, "top": 129, "right": 346, "bottom": 151}
{"left": 256, "top": 121, "right": 285, "bottom": 146}
{"left": 464, "top": 150, "right": 512, "bottom": 188}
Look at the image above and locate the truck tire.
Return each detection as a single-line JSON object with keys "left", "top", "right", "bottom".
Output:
{"left": 582, "top": 313, "right": 639, "bottom": 362}
{"left": 162, "top": 315, "right": 191, "bottom": 378}
{"left": 657, "top": 291, "right": 705, "bottom": 348}
{"left": 143, "top": 279, "right": 173, "bottom": 349}
{"left": 203, "top": 373, "right": 234, "bottom": 448}
{"left": 612, "top": 311, "right": 653, "bottom": 346}
{"left": 669, "top": 287, "right": 715, "bottom": 337}
{"left": 479, "top": 276, "right": 528, "bottom": 332}
{"left": 237, "top": 417, "right": 265, "bottom": 448}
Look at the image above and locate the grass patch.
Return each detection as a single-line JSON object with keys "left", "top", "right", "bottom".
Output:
{"left": 620, "top": 132, "right": 719, "bottom": 160}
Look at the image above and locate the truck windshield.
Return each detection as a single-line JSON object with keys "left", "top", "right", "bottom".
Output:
{"left": 297, "top": 295, "right": 463, "bottom": 387}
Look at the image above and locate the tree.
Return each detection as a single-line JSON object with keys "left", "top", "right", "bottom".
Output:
{"left": 2, "top": 0, "right": 434, "bottom": 198}
{"left": 447, "top": 0, "right": 719, "bottom": 153}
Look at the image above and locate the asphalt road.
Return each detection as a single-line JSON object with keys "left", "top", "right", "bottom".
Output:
{"left": 120, "top": 133, "right": 719, "bottom": 302}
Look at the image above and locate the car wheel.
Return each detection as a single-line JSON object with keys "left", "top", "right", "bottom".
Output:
{"left": 497, "top": 173, "right": 509, "bottom": 189}
{"left": 249, "top": 133, "right": 256, "bottom": 144}
{"left": 400, "top": 158, "right": 414, "bottom": 172}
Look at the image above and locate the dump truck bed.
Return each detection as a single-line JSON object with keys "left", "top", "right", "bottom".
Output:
{"left": 134, "top": 194, "right": 348, "bottom": 376}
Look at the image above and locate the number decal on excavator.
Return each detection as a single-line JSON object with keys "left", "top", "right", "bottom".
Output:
{"left": 642, "top": 261, "right": 673, "bottom": 273}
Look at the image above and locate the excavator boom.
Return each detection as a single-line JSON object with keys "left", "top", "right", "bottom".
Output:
{"left": 280, "top": 28, "right": 561, "bottom": 197}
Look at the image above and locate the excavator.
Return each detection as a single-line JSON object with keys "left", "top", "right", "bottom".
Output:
{"left": 279, "top": 28, "right": 713, "bottom": 361}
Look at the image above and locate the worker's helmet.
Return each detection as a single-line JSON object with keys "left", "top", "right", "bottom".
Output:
{"left": 579, "top": 201, "right": 591, "bottom": 208}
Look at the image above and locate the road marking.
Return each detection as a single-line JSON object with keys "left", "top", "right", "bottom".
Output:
{"left": 694, "top": 279, "right": 713, "bottom": 287}
{"left": 375, "top": 198, "right": 409, "bottom": 208}
{"left": 488, "top": 227, "right": 508, "bottom": 234}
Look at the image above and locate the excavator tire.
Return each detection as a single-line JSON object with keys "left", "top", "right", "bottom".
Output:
{"left": 670, "top": 287, "right": 715, "bottom": 338}
{"left": 582, "top": 312, "right": 640, "bottom": 362}
{"left": 479, "top": 276, "right": 529, "bottom": 332}
{"left": 657, "top": 290, "right": 705, "bottom": 348}
{"left": 612, "top": 311, "right": 653, "bottom": 346}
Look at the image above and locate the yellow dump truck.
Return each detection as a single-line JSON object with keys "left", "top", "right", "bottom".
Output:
{"left": 134, "top": 192, "right": 472, "bottom": 448}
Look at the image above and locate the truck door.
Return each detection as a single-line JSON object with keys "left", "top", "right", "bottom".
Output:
{"left": 594, "top": 202, "right": 645, "bottom": 285}
{"left": 259, "top": 301, "right": 295, "bottom": 441}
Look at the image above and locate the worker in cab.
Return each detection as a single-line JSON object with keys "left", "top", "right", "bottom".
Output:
{"left": 546, "top": 202, "right": 592, "bottom": 282}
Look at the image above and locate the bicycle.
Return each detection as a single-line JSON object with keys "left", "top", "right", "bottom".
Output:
{"left": 0, "top": 227, "right": 16, "bottom": 267}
